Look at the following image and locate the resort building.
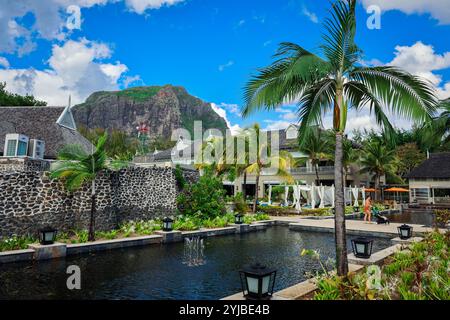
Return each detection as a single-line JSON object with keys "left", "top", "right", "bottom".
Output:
{"left": 229, "top": 124, "right": 376, "bottom": 198}
{"left": 0, "top": 106, "right": 93, "bottom": 172}
{"left": 135, "top": 123, "right": 377, "bottom": 198}
{"left": 407, "top": 152, "right": 450, "bottom": 205}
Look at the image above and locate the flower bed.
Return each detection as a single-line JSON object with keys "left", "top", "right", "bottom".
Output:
{"left": 308, "top": 231, "right": 449, "bottom": 300}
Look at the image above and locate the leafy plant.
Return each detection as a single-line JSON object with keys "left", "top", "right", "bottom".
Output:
{"left": 0, "top": 235, "right": 35, "bottom": 252}
{"left": 177, "top": 167, "right": 227, "bottom": 220}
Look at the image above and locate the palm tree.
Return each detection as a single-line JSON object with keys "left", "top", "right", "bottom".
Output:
{"left": 244, "top": 123, "right": 294, "bottom": 212}
{"left": 298, "top": 126, "right": 333, "bottom": 184}
{"left": 241, "top": 0, "right": 437, "bottom": 275}
{"left": 360, "top": 141, "right": 399, "bottom": 200}
{"left": 420, "top": 99, "right": 450, "bottom": 151}
{"left": 50, "top": 134, "right": 127, "bottom": 241}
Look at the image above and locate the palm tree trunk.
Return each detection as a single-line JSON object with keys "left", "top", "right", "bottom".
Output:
{"left": 374, "top": 174, "right": 380, "bottom": 202}
{"left": 314, "top": 163, "right": 320, "bottom": 185}
{"left": 88, "top": 180, "right": 96, "bottom": 241}
{"left": 243, "top": 171, "right": 247, "bottom": 199}
{"left": 334, "top": 132, "right": 348, "bottom": 276}
{"left": 253, "top": 171, "right": 260, "bottom": 213}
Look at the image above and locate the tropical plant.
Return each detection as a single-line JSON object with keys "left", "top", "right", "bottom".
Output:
{"left": 241, "top": 0, "right": 437, "bottom": 275}
{"left": 176, "top": 167, "right": 227, "bottom": 219}
{"left": 78, "top": 126, "right": 139, "bottom": 160}
{"left": 395, "top": 143, "right": 426, "bottom": 180}
{"left": 360, "top": 140, "right": 399, "bottom": 199}
{"left": 420, "top": 99, "right": 450, "bottom": 151}
{"left": 243, "top": 123, "right": 294, "bottom": 212}
{"left": 50, "top": 133, "right": 128, "bottom": 241}
{"left": 298, "top": 126, "right": 333, "bottom": 184}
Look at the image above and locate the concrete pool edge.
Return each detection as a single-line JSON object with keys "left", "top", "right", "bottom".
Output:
{"left": 222, "top": 237, "right": 424, "bottom": 300}
{"left": 0, "top": 221, "right": 275, "bottom": 264}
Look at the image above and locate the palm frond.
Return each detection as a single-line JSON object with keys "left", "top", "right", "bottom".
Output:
{"left": 242, "top": 43, "right": 330, "bottom": 117}
{"left": 350, "top": 66, "right": 438, "bottom": 122}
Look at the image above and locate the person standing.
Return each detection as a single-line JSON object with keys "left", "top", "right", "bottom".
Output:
{"left": 364, "top": 195, "right": 372, "bottom": 223}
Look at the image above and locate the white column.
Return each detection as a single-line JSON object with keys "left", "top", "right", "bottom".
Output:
{"left": 268, "top": 184, "right": 272, "bottom": 205}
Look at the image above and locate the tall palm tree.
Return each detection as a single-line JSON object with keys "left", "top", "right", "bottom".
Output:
{"left": 244, "top": 123, "right": 294, "bottom": 212}
{"left": 420, "top": 99, "right": 450, "bottom": 151}
{"left": 50, "top": 134, "right": 127, "bottom": 241}
{"left": 241, "top": 0, "right": 437, "bottom": 275}
{"left": 360, "top": 141, "right": 399, "bottom": 200}
{"left": 298, "top": 126, "right": 333, "bottom": 184}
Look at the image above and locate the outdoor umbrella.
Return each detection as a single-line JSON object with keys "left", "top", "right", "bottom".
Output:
{"left": 385, "top": 187, "right": 409, "bottom": 202}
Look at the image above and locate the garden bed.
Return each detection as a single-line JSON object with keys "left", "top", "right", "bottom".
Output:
{"left": 300, "top": 231, "right": 449, "bottom": 300}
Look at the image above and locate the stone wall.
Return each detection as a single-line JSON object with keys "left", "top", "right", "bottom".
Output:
{"left": 0, "top": 157, "right": 51, "bottom": 173}
{"left": 0, "top": 167, "right": 199, "bottom": 238}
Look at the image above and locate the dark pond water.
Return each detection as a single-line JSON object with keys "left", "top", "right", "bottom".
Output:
{"left": 350, "top": 209, "right": 436, "bottom": 227}
{"left": 0, "top": 227, "right": 392, "bottom": 300}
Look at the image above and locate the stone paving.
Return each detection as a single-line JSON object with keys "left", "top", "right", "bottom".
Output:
{"left": 272, "top": 215, "right": 438, "bottom": 237}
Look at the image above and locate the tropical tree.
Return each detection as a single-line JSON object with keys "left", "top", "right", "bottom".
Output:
{"left": 50, "top": 134, "right": 127, "bottom": 241}
{"left": 298, "top": 126, "right": 333, "bottom": 184}
{"left": 0, "top": 82, "right": 47, "bottom": 106}
{"left": 360, "top": 141, "right": 399, "bottom": 199}
{"left": 244, "top": 123, "right": 294, "bottom": 212}
{"left": 420, "top": 99, "right": 450, "bottom": 151}
{"left": 241, "top": 0, "right": 437, "bottom": 275}
{"left": 396, "top": 142, "right": 426, "bottom": 180}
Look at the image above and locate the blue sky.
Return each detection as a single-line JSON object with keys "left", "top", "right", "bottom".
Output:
{"left": 1, "top": 0, "right": 450, "bottom": 133}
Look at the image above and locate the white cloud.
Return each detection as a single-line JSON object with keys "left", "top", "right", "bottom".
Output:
{"left": 263, "top": 40, "right": 272, "bottom": 47}
{"left": 123, "top": 74, "right": 144, "bottom": 87}
{"left": 388, "top": 41, "right": 450, "bottom": 99}
{"left": 0, "top": 57, "right": 9, "bottom": 69}
{"left": 218, "top": 60, "right": 234, "bottom": 72}
{"left": 0, "top": 38, "right": 129, "bottom": 105}
{"left": 0, "top": 0, "right": 183, "bottom": 55}
{"left": 281, "top": 112, "right": 297, "bottom": 121}
{"left": 264, "top": 120, "right": 294, "bottom": 131}
{"left": 361, "top": 0, "right": 450, "bottom": 24}
{"left": 124, "top": 0, "right": 184, "bottom": 14}
{"left": 236, "top": 19, "right": 246, "bottom": 27}
{"left": 210, "top": 102, "right": 242, "bottom": 135}
{"left": 302, "top": 7, "right": 319, "bottom": 23}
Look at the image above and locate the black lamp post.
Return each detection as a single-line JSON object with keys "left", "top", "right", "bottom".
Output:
{"left": 235, "top": 213, "right": 244, "bottom": 225}
{"left": 398, "top": 224, "right": 413, "bottom": 240}
{"left": 39, "top": 226, "right": 57, "bottom": 245}
{"left": 162, "top": 217, "right": 174, "bottom": 232}
{"left": 239, "top": 263, "right": 276, "bottom": 300}
{"left": 351, "top": 237, "right": 374, "bottom": 259}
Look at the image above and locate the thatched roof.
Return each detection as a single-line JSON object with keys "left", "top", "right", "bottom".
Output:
{"left": 0, "top": 106, "right": 93, "bottom": 159}
{"left": 407, "top": 153, "right": 450, "bottom": 179}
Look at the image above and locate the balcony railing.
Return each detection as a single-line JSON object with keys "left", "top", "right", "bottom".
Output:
{"left": 289, "top": 166, "right": 335, "bottom": 174}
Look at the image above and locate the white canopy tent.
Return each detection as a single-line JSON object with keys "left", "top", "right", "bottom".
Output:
{"left": 264, "top": 182, "right": 364, "bottom": 211}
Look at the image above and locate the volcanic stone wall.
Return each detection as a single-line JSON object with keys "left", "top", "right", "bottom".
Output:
{"left": 0, "top": 167, "right": 198, "bottom": 238}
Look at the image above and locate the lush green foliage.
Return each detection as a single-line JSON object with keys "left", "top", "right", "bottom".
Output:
{"left": 177, "top": 168, "right": 227, "bottom": 220}
{"left": 51, "top": 133, "right": 128, "bottom": 241}
{"left": 116, "top": 86, "right": 161, "bottom": 102}
{"left": 0, "top": 235, "right": 36, "bottom": 252}
{"left": 435, "top": 209, "right": 450, "bottom": 228}
{"left": 78, "top": 126, "right": 140, "bottom": 161}
{"left": 310, "top": 231, "right": 450, "bottom": 300}
{"left": 0, "top": 82, "right": 47, "bottom": 106}
{"left": 395, "top": 143, "right": 426, "bottom": 179}
{"left": 232, "top": 192, "right": 248, "bottom": 215}
{"left": 174, "top": 165, "right": 187, "bottom": 190}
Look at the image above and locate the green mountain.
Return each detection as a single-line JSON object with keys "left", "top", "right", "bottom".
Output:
{"left": 73, "top": 85, "right": 228, "bottom": 140}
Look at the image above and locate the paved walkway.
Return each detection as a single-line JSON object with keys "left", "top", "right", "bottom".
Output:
{"left": 271, "top": 216, "right": 438, "bottom": 237}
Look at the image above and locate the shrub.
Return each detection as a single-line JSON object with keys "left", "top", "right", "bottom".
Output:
{"left": 177, "top": 168, "right": 226, "bottom": 220}
{"left": 233, "top": 192, "right": 248, "bottom": 214}
{"left": 0, "top": 235, "right": 35, "bottom": 252}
